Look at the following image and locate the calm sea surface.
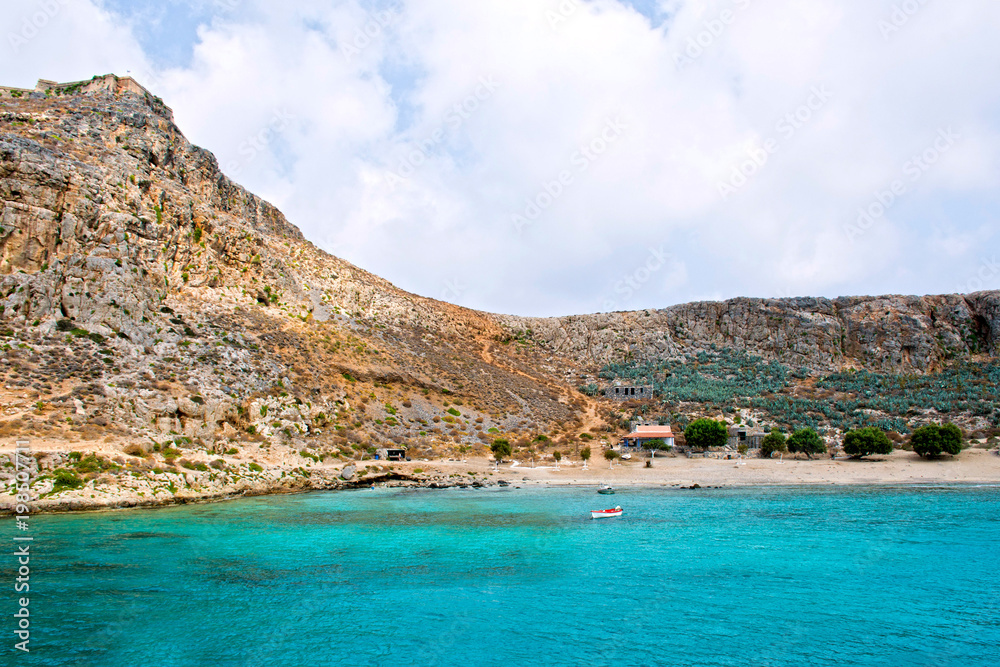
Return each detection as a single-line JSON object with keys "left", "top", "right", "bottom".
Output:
{"left": 24, "top": 485, "right": 1000, "bottom": 666}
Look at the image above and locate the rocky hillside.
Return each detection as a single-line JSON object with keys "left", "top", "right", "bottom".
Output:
{"left": 0, "top": 76, "right": 997, "bottom": 509}
{"left": 500, "top": 293, "right": 999, "bottom": 373}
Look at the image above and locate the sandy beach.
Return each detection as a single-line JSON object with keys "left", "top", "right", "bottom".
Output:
{"left": 407, "top": 449, "right": 1000, "bottom": 488}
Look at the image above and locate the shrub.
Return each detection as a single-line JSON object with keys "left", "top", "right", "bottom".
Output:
{"left": 760, "top": 431, "right": 786, "bottom": 458}
{"left": 447, "top": 407, "right": 461, "bottom": 417}
{"left": 787, "top": 429, "right": 826, "bottom": 458}
{"left": 122, "top": 444, "right": 144, "bottom": 457}
{"left": 248, "top": 462, "right": 264, "bottom": 472}
{"left": 843, "top": 427, "right": 893, "bottom": 459}
{"left": 51, "top": 469, "right": 84, "bottom": 493}
{"left": 684, "top": 419, "right": 728, "bottom": 451}
{"left": 644, "top": 438, "right": 672, "bottom": 451}
{"left": 72, "top": 453, "right": 112, "bottom": 473}
{"left": 490, "top": 439, "right": 511, "bottom": 463}
{"left": 911, "top": 423, "right": 963, "bottom": 458}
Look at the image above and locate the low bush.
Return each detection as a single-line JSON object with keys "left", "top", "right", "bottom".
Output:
{"left": 843, "top": 427, "right": 893, "bottom": 459}
{"left": 51, "top": 469, "right": 83, "bottom": 493}
{"left": 911, "top": 423, "right": 963, "bottom": 458}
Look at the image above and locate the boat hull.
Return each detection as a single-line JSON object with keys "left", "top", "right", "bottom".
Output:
{"left": 591, "top": 508, "right": 623, "bottom": 519}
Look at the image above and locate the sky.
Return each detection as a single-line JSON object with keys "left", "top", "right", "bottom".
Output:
{"left": 2, "top": 0, "right": 999, "bottom": 317}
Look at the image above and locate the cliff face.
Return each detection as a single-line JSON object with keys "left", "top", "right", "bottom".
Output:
{"left": 498, "top": 292, "right": 1000, "bottom": 373}
{"left": 0, "top": 84, "right": 584, "bottom": 461}
{"left": 0, "top": 79, "right": 997, "bottom": 467}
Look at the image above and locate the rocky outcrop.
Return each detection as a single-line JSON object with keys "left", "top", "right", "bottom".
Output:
{"left": 497, "top": 292, "right": 1000, "bottom": 372}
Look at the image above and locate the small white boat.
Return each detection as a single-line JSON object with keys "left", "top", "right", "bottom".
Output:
{"left": 591, "top": 506, "right": 623, "bottom": 519}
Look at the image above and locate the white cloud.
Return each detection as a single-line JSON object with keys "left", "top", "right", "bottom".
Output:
{"left": 0, "top": 0, "right": 149, "bottom": 86}
{"left": 5, "top": 0, "right": 1000, "bottom": 315}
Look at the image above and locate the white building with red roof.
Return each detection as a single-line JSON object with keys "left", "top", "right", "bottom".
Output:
{"left": 622, "top": 424, "right": 675, "bottom": 449}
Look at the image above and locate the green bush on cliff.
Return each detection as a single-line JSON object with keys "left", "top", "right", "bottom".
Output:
{"left": 51, "top": 469, "right": 83, "bottom": 493}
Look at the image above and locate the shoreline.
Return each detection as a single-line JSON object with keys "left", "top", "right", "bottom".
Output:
{"left": 12, "top": 479, "right": 1000, "bottom": 517}
{"left": 4, "top": 448, "right": 999, "bottom": 514}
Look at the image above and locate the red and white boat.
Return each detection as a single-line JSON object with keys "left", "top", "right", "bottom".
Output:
{"left": 590, "top": 506, "right": 623, "bottom": 519}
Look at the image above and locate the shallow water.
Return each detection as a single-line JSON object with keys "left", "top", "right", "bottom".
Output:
{"left": 25, "top": 485, "right": 1000, "bottom": 666}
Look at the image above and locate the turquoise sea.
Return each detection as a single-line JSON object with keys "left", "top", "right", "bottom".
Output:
{"left": 21, "top": 486, "right": 1000, "bottom": 666}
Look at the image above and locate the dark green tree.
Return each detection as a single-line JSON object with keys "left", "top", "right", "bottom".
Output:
{"left": 603, "top": 449, "right": 620, "bottom": 468}
{"left": 644, "top": 438, "right": 672, "bottom": 452}
{"left": 939, "top": 423, "right": 963, "bottom": 454}
{"left": 843, "top": 427, "right": 893, "bottom": 459}
{"left": 580, "top": 446, "right": 592, "bottom": 464}
{"left": 684, "top": 419, "right": 728, "bottom": 451}
{"left": 490, "top": 439, "right": 512, "bottom": 467}
{"left": 760, "top": 431, "right": 787, "bottom": 458}
{"left": 911, "top": 423, "right": 963, "bottom": 458}
{"left": 787, "top": 428, "right": 826, "bottom": 459}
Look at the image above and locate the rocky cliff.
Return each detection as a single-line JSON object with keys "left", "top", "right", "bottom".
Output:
{"left": 500, "top": 292, "right": 1000, "bottom": 373}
